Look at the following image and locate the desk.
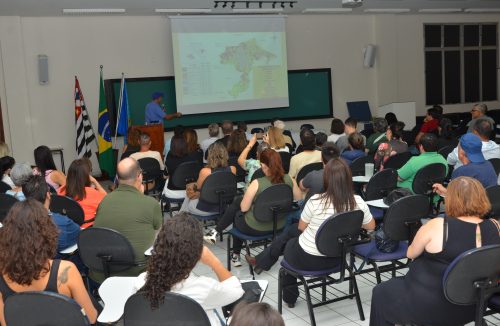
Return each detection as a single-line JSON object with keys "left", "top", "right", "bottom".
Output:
{"left": 366, "top": 199, "right": 389, "bottom": 209}
{"left": 352, "top": 175, "right": 371, "bottom": 183}
{"left": 144, "top": 246, "right": 153, "bottom": 256}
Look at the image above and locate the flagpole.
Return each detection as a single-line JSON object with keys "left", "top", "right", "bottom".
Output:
{"left": 114, "top": 72, "right": 125, "bottom": 148}
{"left": 76, "top": 75, "right": 99, "bottom": 152}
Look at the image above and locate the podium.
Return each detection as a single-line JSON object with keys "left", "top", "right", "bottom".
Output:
{"left": 135, "top": 124, "right": 164, "bottom": 155}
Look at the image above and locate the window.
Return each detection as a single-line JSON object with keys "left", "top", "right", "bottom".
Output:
{"left": 424, "top": 23, "right": 498, "bottom": 105}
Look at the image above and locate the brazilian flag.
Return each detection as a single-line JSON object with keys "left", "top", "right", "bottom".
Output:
{"left": 97, "top": 66, "right": 115, "bottom": 178}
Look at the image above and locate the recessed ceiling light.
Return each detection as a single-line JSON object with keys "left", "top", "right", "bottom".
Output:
{"left": 364, "top": 8, "right": 411, "bottom": 13}
{"left": 464, "top": 8, "right": 500, "bottom": 13}
{"left": 62, "top": 8, "right": 126, "bottom": 14}
{"left": 154, "top": 8, "right": 213, "bottom": 13}
{"left": 232, "top": 8, "right": 284, "bottom": 13}
{"left": 418, "top": 8, "right": 462, "bottom": 13}
{"left": 302, "top": 8, "right": 353, "bottom": 13}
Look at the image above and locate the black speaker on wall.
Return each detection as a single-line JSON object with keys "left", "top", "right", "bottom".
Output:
{"left": 38, "top": 54, "right": 49, "bottom": 85}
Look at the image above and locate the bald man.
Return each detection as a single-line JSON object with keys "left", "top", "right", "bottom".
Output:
{"left": 93, "top": 158, "right": 162, "bottom": 282}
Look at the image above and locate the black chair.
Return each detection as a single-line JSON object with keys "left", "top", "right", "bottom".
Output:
{"left": 296, "top": 162, "right": 323, "bottom": 185}
{"left": 0, "top": 193, "right": 18, "bottom": 223}
{"left": 227, "top": 184, "right": 293, "bottom": 276}
{"left": 443, "top": 244, "right": 500, "bottom": 326}
{"left": 50, "top": 194, "right": 86, "bottom": 226}
{"left": 278, "top": 210, "right": 367, "bottom": 326}
{"left": 350, "top": 155, "right": 375, "bottom": 177}
{"left": 351, "top": 195, "right": 429, "bottom": 283}
{"left": 123, "top": 292, "right": 210, "bottom": 326}
{"left": 486, "top": 185, "right": 500, "bottom": 218}
{"left": 0, "top": 181, "right": 11, "bottom": 193}
{"left": 279, "top": 151, "right": 291, "bottom": 173}
{"left": 78, "top": 227, "right": 147, "bottom": 282}
{"left": 412, "top": 163, "right": 447, "bottom": 212}
{"left": 161, "top": 161, "right": 202, "bottom": 216}
{"left": 229, "top": 156, "right": 247, "bottom": 183}
{"left": 362, "top": 169, "right": 398, "bottom": 221}
{"left": 250, "top": 168, "right": 265, "bottom": 182}
{"left": 383, "top": 152, "right": 412, "bottom": 170}
{"left": 438, "top": 145, "right": 455, "bottom": 160}
{"left": 489, "top": 158, "right": 500, "bottom": 176}
{"left": 138, "top": 157, "right": 162, "bottom": 195}
{"left": 4, "top": 291, "right": 90, "bottom": 326}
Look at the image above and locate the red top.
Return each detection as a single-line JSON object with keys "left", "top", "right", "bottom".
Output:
{"left": 57, "top": 186, "right": 106, "bottom": 228}
{"left": 420, "top": 119, "right": 439, "bottom": 133}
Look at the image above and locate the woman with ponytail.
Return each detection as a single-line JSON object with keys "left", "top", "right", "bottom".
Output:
{"left": 204, "top": 149, "right": 301, "bottom": 267}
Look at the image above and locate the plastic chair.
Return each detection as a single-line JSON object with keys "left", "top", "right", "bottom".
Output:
{"left": 0, "top": 181, "right": 11, "bottom": 193}
{"left": 4, "top": 291, "right": 90, "bottom": 326}
{"left": 278, "top": 210, "right": 368, "bottom": 326}
{"left": 0, "top": 193, "right": 18, "bottom": 223}
{"left": 227, "top": 184, "right": 293, "bottom": 277}
{"left": 363, "top": 168, "right": 398, "bottom": 221}
{"left": 489, "top": 158, "right": 500, "bottom": 176}
{"left": 296, "top": 162, "right": 323, "bottom": 185}
{"left": 438, "top": 145, "right": 455, "bottom": 160}
{"left": 412, "top": 162, "right": 447, "bottom": 212}
{"left": 350, "top": 155, "right": 375, "bottom": 177}
{"left": 383, "top": 152, "right": 412, "bottom": 170}
{"left": 123, "top": 292, "right": 210, "bottom": 326}
{"left": 138, "top": 157, "right": 162, "bottom": 195}
{"left": 279, "top": 151, "right": 291, "bottom": 173}
{"left": 443, "top": 244, "right": 500, "bottom": 326}
{"left": 50, "top": 194, "right": 86, "bottom": 226}
{"left": 351, "top": 195, "right": 429, "bottom": 283}
{"left": 161, "top": 161, "right": 202, "bottom": 216}
{"left": 486, "top": 185, "right": 500, "bottom": 218}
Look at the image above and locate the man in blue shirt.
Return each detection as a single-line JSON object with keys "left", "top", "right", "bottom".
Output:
{"left": 145, "top": 92, "right": 182, "bottom": 124}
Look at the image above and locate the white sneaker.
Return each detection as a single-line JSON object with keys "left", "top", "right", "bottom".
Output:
{"left": 203, "top": 229, "right": 218, "bottom": 245}
{"left": 231, "top": 253, "right": 242, "bottom": 267}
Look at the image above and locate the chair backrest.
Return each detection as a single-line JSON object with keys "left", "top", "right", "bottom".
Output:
{"left": 49, "top": 195, "right": 85, "bottom": 226}
{"left": 123, "top": 292, "right": 210, "bottom": 326}
{"left": 383, "top": 194, "right": 429, "bottom": 242}
{"left": 170, "top": 161, "right": 203, "bottom": 190}
{"left": 4, "top": 291, "right": 90, "bottom": 326}
{"left": 0, "top": 181, "right": 11, "bottom": 194}
{"left": 412, "top": 163, "right": 447, "bottom": 195}
{"left": 250, "top": 168, "right": 265, "bottom": 182}
{"left": 279, "top": 151, "right": 291, "bottom": 173}
{"left": 78, "top": 227, "right": 137, "bottom": 278}
{"left": 383, "top": 152, "right": 412, "bottom": 170}
{"left": 138, "top": 157, "right": 162, "bottom": 183}
{"left": 315, "top": 210, "right": 364, "bottom": 257}
{"left": 350, "top": 155, "right": 375, "bottom": 176}
{"left": 486, "top": 185, "right": 500, "bottom": 218}
{"left": 0, "top": 193, "right": 18, "bottom": 223}
{"left": 443, "top": 244, "right": 500, "bottom": 305}
{"left": 296, "top": 162, "right": 323, "bottom": 185}
{"left": 488, "top": 158, "right": 500, "bottom": 176}
{"left": 438, "top": 145, "right": 455, "bottom": 159}
{"left": 252, "top": 184, "right": 293, "bottom": 224}
{"left": 199, "top": 171, "right": 237, "bottom": 207}
{"left": 364, "top": 168, "right": 398, "bottom": 201}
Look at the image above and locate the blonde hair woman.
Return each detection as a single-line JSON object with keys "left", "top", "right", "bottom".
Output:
{"left": 263, "top": 127, "right": 289, "bottom": 153}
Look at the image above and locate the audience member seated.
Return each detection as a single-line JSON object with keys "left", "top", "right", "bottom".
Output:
{"left": 468, "top": 103, "right": 495, "bottom": 133}
{"left": 204, "top": 149, "right": 301, "bottom": 266}
{"left": 272, "top": 119, "right": 295, "bottom": 151}
{"left": 94, "top": 158, "right": 162, "bottom": 282}
{"left": 183, "top": 128, "right": 204, "bottom": 163}
{"left": 229, "top": 302, "right": 285, "bottom": 326}
{"left": 216, "top": 120, "right": 234, "bottom": 148}
{"left": 135, "top": 213, "right": 244, "bottom": 326}
{"left": 163, "top": 125, "right": 184, "bottom": 157}
{"left": 227, "top": 129, "right": 248, "bottom": 159}
{"left": 22, "top": 176, "right": 80, "bottom": 253}
{"left": 57, "top": 158, "right": 107, "bottom": 228}
{"left": 34, "top": 145, "right": 66, "bottom": 190}
{"left": 264, "top": 126, "right": 289, "bottom": 153}
{"left": 237, "top": 134, "right": 270, "bottom": 185}
{"left": 370, "top": 177, "right": 500, "bottom": 325}
{"left": 300, "top": 142, "right": 339, "bottom": 197}
{"left": 289, "top": 128, "right": 322, "bottom": 179}
{"left": 237, "top": 121, "right": 252, "bottom": 140}
{"left": 415, "top": 107, "right": 440, "bottom": 144}
{"left": 436, "top": 117, "right": 458, "bottom": 149}
{"left": 121, "top": 127, "right": 141, "bottom": 160}
{"left": 201, "top": 123, "right": 220, "bottom": 162}
{"left": 328, "top": 118, "right": 345, "bottom": 144}
{"left": 6, "top": 163, "right": 32, "bottom": 201}
{"left": 0, "top": 142, "right": 9, "bottom": 158}
{"left": 130, "top": 133, "right": 165, "bottom": 170}
{"left": 180, "top": 142, "right": 237, "bottom": 217}
{"left": 366, "top": 118, "right": 388, "bottom": 154}
{"left": 0, "top": 156, "right": 15, "bottom": 188}
{"left": 245, "top": 159, "right": 375, "bottom": 305}
{"left": 374, "top": 122, "right": 408, "bottom": 170}
{"left": 433, "top": 134, "right": 497, "bottom": 194}
{"left": 397, "top": 133, "right": 447, "bottom": 192}
{"left": 0, "top": 200, "right": 97, "bottom": 325}
{"left": 448, "top": 118, "right": 500, "bottom": 169}
{"left": 384, "top": 112, "right": 398, "bottom": 126}
{"left": 340, "top": 132, "right": 367, "bottom": 166}
{"left": 336, "top": 117, "right": 366, "bottom": 153}
{"left": 315, "top": 132, "right": 327, "bottom": 149}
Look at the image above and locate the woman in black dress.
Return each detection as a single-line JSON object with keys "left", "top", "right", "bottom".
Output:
{"left": 370, "top": 176, "right": 500, "bottom": 325}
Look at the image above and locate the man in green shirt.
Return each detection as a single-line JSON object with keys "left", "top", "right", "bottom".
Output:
{"left": 397, "top": 133, "right": 448, "bottom": 192}
{"left": 93, "top": 157, "right": 162, "bottom": 282}
{"left": 366, "top": 118, "right": 388, "bottom": 154}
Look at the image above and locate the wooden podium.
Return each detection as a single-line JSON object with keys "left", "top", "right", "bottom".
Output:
{"left": 135, "top": 124, "right": 164, "bottom": 155}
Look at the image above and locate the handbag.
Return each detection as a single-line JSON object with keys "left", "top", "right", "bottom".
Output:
{"left": 383, "top": 188, "right": 413, "bottom": 206}
{"left": 374, "top": 224, "right": 399, "bottom": 253}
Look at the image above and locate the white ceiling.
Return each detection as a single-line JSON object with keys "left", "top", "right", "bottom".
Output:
{"left": 0, "top": 0, "right": 499, "bottom": 16}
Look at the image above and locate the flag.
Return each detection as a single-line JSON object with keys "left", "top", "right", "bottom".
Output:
{"left": 116, "top": 75, "right": 130, "bottom": 144}
{"left": 75, "top": 77, "right": 96, "bottom": 158}
{"left": 97, "top": 66, "right": 115, "bottom": 178}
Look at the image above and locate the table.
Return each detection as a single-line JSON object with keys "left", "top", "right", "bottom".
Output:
{"left": 365, "top": 198, "right": 389, "bottom": 209}
{"left": 352, "top": 175, "right": 372, "bottom": 183}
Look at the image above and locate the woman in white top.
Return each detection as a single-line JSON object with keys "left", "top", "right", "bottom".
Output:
{"left": 136, "top": 212, "right": 244, "bottom": 326}
{"left": 246, "top": 158, "right": 375, "bottom": 307}
{"left": 263, "top": 127, "right": 289, "bottom": 153}
{"left": 327, "top": 118, "right": 346, "bottom": 144}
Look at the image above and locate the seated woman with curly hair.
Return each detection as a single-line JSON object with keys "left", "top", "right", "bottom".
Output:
{"left": 0, "top": 200, "right": 97, "bottom": 325}
{"left": 135, "top": 212, "right": 244, "bottom": 326}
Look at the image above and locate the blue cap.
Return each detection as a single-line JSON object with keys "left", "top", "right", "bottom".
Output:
{"left": 460, "top": 133, "right": 484, "bottom": 163}
{"left": 151, "top": 92, "right": 164, "bottom": 100}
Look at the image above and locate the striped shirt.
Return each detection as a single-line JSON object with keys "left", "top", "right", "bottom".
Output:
{"left": 298, "top": 194, "right": 373, "bottom": 256}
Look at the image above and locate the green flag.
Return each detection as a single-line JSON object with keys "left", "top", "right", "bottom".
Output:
{"left": 97, "top": 66, "right": 115, "bottom": 178}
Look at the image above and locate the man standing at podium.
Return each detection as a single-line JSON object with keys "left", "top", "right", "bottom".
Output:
{"left": 145, "top": 92, "right": 182, "bottom": 124}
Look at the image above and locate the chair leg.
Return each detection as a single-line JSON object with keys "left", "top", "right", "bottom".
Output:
{"left": 278, "top": 269, "right": 284, "bottom": 314}
{"left": 321, "top": 277, "right": 327, "bottom": 302}
{"left": 349, "top": 269, "right": 365, "bottom": 321}
{"left": 391, "top": 262, "right": 396, "bottom": 278}
{"left": 301, "top": 275, "right": 317, "bottom": 326}
{"left": 227, "top": 234, "right": 232, "bottom": 271}
{"left": 349, "top": 253, "right": 355, "bottom": 295}
{"left": 371, "top": 262, "right": 382, "bottom": 284}
{"left": 245, "top": 241, "right": 255, "bottom": 280}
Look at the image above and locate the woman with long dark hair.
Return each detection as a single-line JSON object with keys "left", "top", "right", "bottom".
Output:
{"left": 183, "top": 128, "right": 204, "bottom": 162}
{"left": 204, "top": 149, "right": 301, "bottom": 267}
{"left": 246, "top": 158, "right": 375, "bottom": 307}
{"left": 135, "top": 213, "right": 244, "bottom": 326}
{"left": 34, "top": 145, "right": 66, "bottom": 190}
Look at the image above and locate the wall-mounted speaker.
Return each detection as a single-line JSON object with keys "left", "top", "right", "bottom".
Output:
{"left": 38, "top": 54, "right": 49, "bottom": 85}
{"left": 363, "top": 44, "right": 376, "bottom": 68}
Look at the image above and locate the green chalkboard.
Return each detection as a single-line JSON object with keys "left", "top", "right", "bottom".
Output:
{"left": 106, "top": 68, "right": 332, "bottom": 131}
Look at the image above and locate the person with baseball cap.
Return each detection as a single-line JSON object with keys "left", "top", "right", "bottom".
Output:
{"left": 433, "top": 133, "right": 497, "bottom": 195}
{"left": 145, "top": 91, "right": 182, "bottom": 124}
